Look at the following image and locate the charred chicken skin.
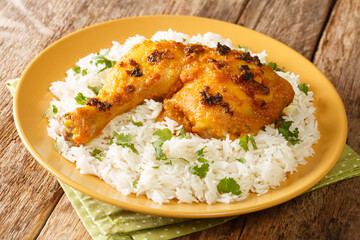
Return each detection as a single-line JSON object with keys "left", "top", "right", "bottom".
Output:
{"left": 63, "top": 40, "right": 294, "bottom": 145}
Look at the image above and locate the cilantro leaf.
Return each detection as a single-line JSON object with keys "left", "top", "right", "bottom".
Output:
{"left": 152, "top": 128, "right": 172, "bottom": 160}
{"left": 217, "top": 177, "right": 241, "bottom": 195}
{"left": 236, "top": 157, "right": 246, "bottom": 163}
{"left": 81, "top": 68, "right": 88, "bottom": 76}
{"left": 152, "top": 140, "right": 166, "bottom": 160}
{"left": 239, "top": 135, "right": 249, "bottom": 152}
{"left": 152, "top": 166, "right": 159, "bottom": 169}
{"left": 130, "top": 116, "right": 143, "bottom": 127}
{"left": 74, "top": 92, "right": 90, "bottom": 105}
{"left": 133, "top": 181, "right": 138, "bottom": 188}
{"left": 72, "top": 66, "right": 81, "bottom": 74}
{"left": 52, "top": 105, "right": 58, "bottom": 114}
{"left": 238, "top": 44, "right": 249, "bottom": 52}
{"left": 91, "top": 148, "right": 104, "bottom": 161}
{"left": 93, "top": 55, "right": 116, "bottom": 73}
{"left": 278, "top": 119, "right": 301, "bottom": 145}
{"left": 190, "top": 163, "right": 209, "bottom": 179}
{"left": 112, "top": 131, "right": 139, "bottom": 154}
{"left": 298, "top": 83, "right": 309, "bottom": 96}
{"left": 248, "top": 135, "right": 258, "bottom": 150}
{"left": 153, "top": 128, "right": 172, "bottom": 142}
{"left": 266, "top": 62, "right": 285, "bottom": 72}
{"left": 87, "top": 84, "right": 103, "bottom": 95}
{"left": 43, "top": 105, "right": 58, "bottom": 118}
{"left": 54, "top": 138, "right": 60, "bottom": 152}
{"left": 180, "top": 128, "right": 186, "bottom": 138}
{"left": 195, "top": 146, "right": 209, "bottom": 163}
{"left": 182, "top": 38, "right": 186, "bottom": 42}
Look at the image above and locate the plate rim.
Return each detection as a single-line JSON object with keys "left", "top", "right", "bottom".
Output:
{"left": 13, "top": 15, "right": 348, "bottom": 218}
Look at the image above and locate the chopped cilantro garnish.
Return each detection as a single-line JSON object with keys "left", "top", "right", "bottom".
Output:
{"left": 238, "top": 44, "right": 249, "bottom": 52}
{"left": 239, "top": 134, "right": 258, "bottom": 151}
{"left": 52, "top": 105, "right": 58, "bottom": 114}
{"left": 298, "top": 83, "right": 309, "bottom": 95}
{"left": 133, "top": 181, "right": 138, "bottom": 188}
{"left": 196, "top": 146, "right": 208, "bottom": 163}
{"left": 248, "top": 135, "right": 258, "bottom": 150}
{"left": 165, "top": 161, "right": 172, "bottom": 165}
{"left": 87, "top": 84, "right": 103, "bottom": 95}
{"left": 182, "top": 38, "right": 186, "bottom": 42}
{"left": 190, "top": 163, "right": 209, "bottom": 179}
{"left": 266, "top": 62, "right": 285, "bottom": 72}
{"left": 43, "top": 105, "right": 58, "bottom": 118}
{"left": 236, "top": 157, "right": 246, "bottom": 163}
{"left": 74, "top": 92, "right": 90, "bottom": 105}
{"left": 72, "top": 66, "right": 81, "bottom": 74}
{"left": 112, "top": 131, "right": 139, "bottom": 154}
{"left": 91, "top": 148, "right": 104, "bottom": 161}
{"left": 278, "top": 118, "right": 301, "bottom": 145}
{"left": 180, "top": 128, "right": 186, "bottom": 138}
{"left": 54, "top": 138, "right": 60, "bottom": 152}
{"left": 93, "top": 55, "right": 116, "bottom": 73}
{"left": 217, "top": 177, "right": 241, "bottom": 195}
{"left": 239, "top": 135, "right": 249, "bottom": 152}
{"left": 81, "top": 68, "right": 88, "bottom": 76}
{"left": 152, "top": 128, "right": 172, "bottom": 160}
{"left": 130, "top": 116, "right": 143, "bottom": 127}
{"left": 152, "top": 166, "right": 160, "bottom": 169}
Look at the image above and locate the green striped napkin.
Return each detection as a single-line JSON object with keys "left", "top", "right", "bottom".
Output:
{"left": 6, "top": 78, "right": 360, "bottom": 240}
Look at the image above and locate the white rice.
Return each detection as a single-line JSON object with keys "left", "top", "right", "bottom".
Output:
{"left": 46, "top": 29, "right": 320, "bottom": 204}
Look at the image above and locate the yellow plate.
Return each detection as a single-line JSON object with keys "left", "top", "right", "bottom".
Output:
{"left": 14, "top": 15, "right": 347, "bottom": 218}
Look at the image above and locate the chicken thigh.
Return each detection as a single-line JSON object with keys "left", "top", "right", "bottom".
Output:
{"left": 63, "top": 40, "right": 294, "bottom": 145}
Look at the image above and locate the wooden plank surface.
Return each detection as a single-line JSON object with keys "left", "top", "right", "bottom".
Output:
{"left": 0, "top": 0, "right": 359, "bottom": 239}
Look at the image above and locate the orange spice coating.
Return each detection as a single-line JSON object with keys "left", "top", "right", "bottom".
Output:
{"left": 63, "top": 40, "right": 294, "bottom": 145}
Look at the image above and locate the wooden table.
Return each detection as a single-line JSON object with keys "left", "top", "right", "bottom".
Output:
{"left": 1, "top": 0, "right": 359, "bottom": 239}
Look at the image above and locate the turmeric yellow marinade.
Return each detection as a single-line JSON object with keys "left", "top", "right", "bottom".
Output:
{"left": 63, "top": 40, "right": 294, "bottom": 145}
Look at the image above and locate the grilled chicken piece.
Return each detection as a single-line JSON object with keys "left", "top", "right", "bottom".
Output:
{"left": 63, "top": 40, "right": 294, "bottom": 145}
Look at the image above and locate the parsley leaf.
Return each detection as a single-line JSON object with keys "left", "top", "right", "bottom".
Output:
{"left": 298, "top": 83, "right": 309, "bottom": 96}
{"left": 112, "top": 131, "right": 139, "bottom": 154}
{"left": 87, "top": 84, "right": 103, "bottom": 95}
{"left": 93, "top": 55, "right": 116, "bottom": 73}
{"left": 190, "top": 163, "right": 209, "bottom": 179}
{"left": 180, "top": 128, "right": 186, "bottom": 138}
{"left": 236, "top": 157, "right": 246, "bottom": 163}
{"left": 238, "top": 44, "right": 249, "bottom": 52}
{"left": 152, "top": 128, "right": 172, "bottom": 160}
{"left": 74, "top": 92, "right": 90, "bottom": 105}
{"left": 217, "top": 177, "right": 241, "bottom": 195}
{"left": 239, "top": 135, "right": 249, "bottom": 152}
{"left": 266, "top": 62, "right": 285, "bottom": 72}
{"left": 72, "top": 66, "right": 81, "bottom": 74}
{"left": 52, "top": 105, "right": 58, "bottom": 114}
{"left": 196, "top": 146, "right": 209, "bottom": 163}
{"left": 278, "top": 119, "right": 301, "bottom": 145}
{"left": 91, "top": 148, "right": 104, "bottom": 161}
{"left": 130, "top": 116, "right": 143, "bottom": 127}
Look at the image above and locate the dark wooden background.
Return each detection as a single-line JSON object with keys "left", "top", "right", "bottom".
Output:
{"left": 1, "top": 0, "right": 359, "bottom": 239}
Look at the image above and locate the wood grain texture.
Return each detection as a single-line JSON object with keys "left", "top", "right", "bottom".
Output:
{"left": 36, "top": 195, "right": 91, "bottom": 240}
{"left": 238, "top": 0, "right": 333, "bottom": 59}
{"left": 313, "top": 0, "right": 360, "bottom": 152}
